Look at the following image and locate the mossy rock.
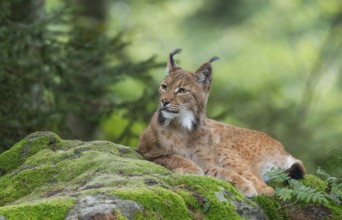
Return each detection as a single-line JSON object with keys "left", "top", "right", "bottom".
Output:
{"left": 0, "top": 132, "right": 341, "bottom": 219}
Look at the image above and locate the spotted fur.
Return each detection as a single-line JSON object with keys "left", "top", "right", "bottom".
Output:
{"left": 138, "top": 49, "right": 305, "bottom": 197}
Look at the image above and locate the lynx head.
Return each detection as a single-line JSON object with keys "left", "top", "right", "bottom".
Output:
{"left": 158, "top": 48, "right": 219, "bottom": 131}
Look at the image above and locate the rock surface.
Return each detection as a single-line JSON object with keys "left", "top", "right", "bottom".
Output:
{"left": 0, "top": 131, "right": 340, "bottom": 219}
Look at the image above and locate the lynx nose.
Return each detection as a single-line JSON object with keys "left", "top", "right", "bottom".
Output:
{"left": 161, "top": 100, "right": 170, "bottom": 107}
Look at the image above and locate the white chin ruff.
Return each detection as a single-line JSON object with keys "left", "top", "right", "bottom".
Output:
{"left": 161, "top": 111, "right": 177, "bottom": 127}
{"left": 161, "top": 109, "right": 195, "bottom": 130}
{"left": 178, "top": 109, "right": 195, "bottom": 130}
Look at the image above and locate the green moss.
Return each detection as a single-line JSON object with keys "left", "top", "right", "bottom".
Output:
{"left": 0, "top": 132, "right": 61, "bottom": 174}
{"left": 164, "top": 174, "right": 244, "bottom": 220}
{"left": 165, "top": 174, "right": 242, "bottom": 198}
{"left": 175, "top": 188, "right": 201, "bottom": 210}
{"left": 56, "top": 139, "right": 84, "bottom": 150}
{"left": 1, "top": 132, "right": 340, "bottom": 219}
{"left": 0, "top": 137, "right": 170, "bottom": 206}
{"left": 114, "top": 208, "right": 128, "bottom": 220}
{"left": 252, "top": 195, "right": 285, "bottom": 220}
{"left": 0, "top": 147, "right": 98, "bottom": 205}
{"left": 112, "top": 186, "right": 192, "bottom": 220}
{"left": 172, "top": 188, "right": 206, "bottom": 219}
{"left": 0, "top": 157, "right": 64, "bottom": 205}
{"left": 0, "top": 197, "right": 75, "bottom": 220}
{"left": 131, "top": 210, "right": 160, "bottom": 220}
{"left": 325, "top": 202, "right": 342, "bottom": 219}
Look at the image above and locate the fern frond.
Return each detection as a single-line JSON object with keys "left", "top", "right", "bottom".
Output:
{"left": 275, "top": 187, "right": 293, "bottom": 201}
{"left": 265, "top": 168, "right": 290, "bottom": 183}
{"left": 316, "top": 167, "right": 330, "bottom": 179}
{"left": 293, "top": 184, "right": 328, "bottom": 204}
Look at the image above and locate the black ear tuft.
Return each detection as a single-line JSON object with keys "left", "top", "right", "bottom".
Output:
{"left": 195, "top": 56, "right": 219, "bottom": 87}
{"left": 171, "top": 48, "right": 182, "bottom": 57}
{"left": 167, "top": 48, "right": 182, "bottom": 74}
{"left": 208, "top": 56, "right": 220, "bottom": 63}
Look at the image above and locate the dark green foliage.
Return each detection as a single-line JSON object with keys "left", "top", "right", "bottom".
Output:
{"left": 266, "top": 168, "right": 341, "bottom": 206}
{"left": 0, "top": 0, "right": 159, "bottom": 152}
{"left": 326, "top": 150, "right": 342, "bottom": 169}
{"left": 187, "top": 0, "right": 268, "bottom": 26}
{"left": 316, "top": 167, "right": 342, "bottom": 204}
{"left": 260, "top": 168, "right": 342, "bottom": 219}
{"left": 267, "top": 168, "right": 329, "bottom": 204}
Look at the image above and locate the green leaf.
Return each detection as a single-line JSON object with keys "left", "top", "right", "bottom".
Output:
{"left": 203, "top": 198, "right": 211, "bottom": 213}
{"left": 265, "top": 168, "right": 290, "bottom": 183}
{"left": 275, "top": 187, "right": 293, "bottom": 201}
{"left": 317, "top": 167, "right": 330, "bottom": 179}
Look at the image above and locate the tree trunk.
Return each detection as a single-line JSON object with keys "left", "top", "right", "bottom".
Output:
{"left": 60, "top": 0, "right": 107, "bottom": 141}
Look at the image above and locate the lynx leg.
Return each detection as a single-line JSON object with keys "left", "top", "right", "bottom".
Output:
{"left": 204, "top": 167, "right": 257, "bottom": 197}
{"left": 245, "top": 174, "right": 274, "bottom": 196}
{"left": 232, "top": 167, "right": 275, "bottom": 196}
{"left": 222, "top": 169, "right": 259, "bottom": 197}
{"left": 153, "top": 154, "right": 204, "bottom": 175}
{"left": 257, "top": 185, "right": 275, "bottom": 196}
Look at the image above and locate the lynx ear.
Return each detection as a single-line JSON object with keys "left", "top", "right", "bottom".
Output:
{"left": 167, "top": 48, "right": 182, "bottom": 74}
{"left": 195, "top": 56, "right": 219, "bottom": 86}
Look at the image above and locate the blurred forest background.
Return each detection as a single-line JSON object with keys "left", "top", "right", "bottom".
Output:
{"left": 1, "top": 0, "right": 341, "bottom": 176}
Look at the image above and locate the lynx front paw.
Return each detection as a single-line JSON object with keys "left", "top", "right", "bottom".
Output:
{"left": 239, "top": 184, "right": 274, "bottom": 197}
{"left": 257, "top": 186, "right": 275, "bottom": 196}
{"left": 236, "top": 181, "right": 258, "bottom": 197}
{"left": 173, "top": 166, "right": 204, "bottom": 175}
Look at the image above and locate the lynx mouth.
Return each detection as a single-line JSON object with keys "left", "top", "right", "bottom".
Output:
{"left": 160, "top": 108, "right": 179, "bottom": 114}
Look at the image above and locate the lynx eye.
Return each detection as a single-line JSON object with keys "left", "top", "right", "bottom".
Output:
{"left": 160, "top": 84, "right": 167, "bottom": 91}
{"left": 177, "top": 88, "right": 189, "bottom": 94}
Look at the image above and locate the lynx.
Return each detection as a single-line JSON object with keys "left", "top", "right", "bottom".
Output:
{"left": 137, "top": 48, "right": 305, "bottom": 197}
